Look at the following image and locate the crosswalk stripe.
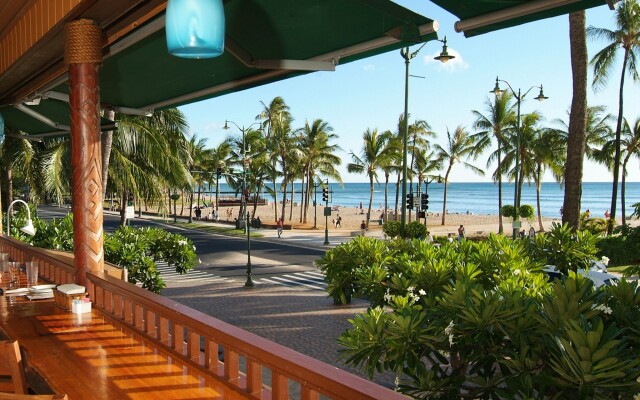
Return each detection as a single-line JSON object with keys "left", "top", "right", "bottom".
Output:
{"left": 155, "top": 261, "right": 229, "bottom": 286}
{"left": 261, "top": 275, "right": 324, "bottom": 290}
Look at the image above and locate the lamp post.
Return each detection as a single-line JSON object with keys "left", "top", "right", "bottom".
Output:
{"left": 491, "top": 77, "right": 548, "bottom": 239}
{"left": 224, "top": 120, "right": 261, "bottom": 288}
{"left": 7, "top": 199, "right": 36, "bottom": 237}
{"left": 400, "top": 37, "right": 454, "bottom": 236}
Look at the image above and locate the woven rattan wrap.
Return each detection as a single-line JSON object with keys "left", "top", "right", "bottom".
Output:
{"left": 64, "top": 19, "right": 102, "bottom": 65}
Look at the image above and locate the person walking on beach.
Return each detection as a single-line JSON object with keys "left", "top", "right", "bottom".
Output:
{"left": 605, "top": 210, "right": 610, "bottom": 219}
{"left": 458, "top": 224, "right": 465, "bottom": 241}
{"left": 585, "top": 209, "right": 591, "bottom": 219}
{"left": 336, "top": 215, "right": 342, "bottom": 228}
{"left": 276, "top": 218, "right": 283, "bottom": 238}
{"left": 360, "top": 220, "right": 366, "bottom": 237}
{"left": 359, "top": 202, "right": 363, "bottom": 214}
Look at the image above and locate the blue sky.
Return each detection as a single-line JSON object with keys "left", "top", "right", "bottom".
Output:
{"left": 179, "top": 1, "right": 640, "bottom": 184}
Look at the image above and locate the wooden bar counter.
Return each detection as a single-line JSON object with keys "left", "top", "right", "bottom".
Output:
{"left": 0, "top": 295, "right": 243, "bottom": 399}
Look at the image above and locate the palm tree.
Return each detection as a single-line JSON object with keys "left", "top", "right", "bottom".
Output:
{"left": 472, "top": 91, "right": 515, "bottom": 234}
{"left": 564, "top": 10, "right": 589, "bottom": 229}
{"left": 347, "top": 129, "right": 393, "bottom": 227}
{"left": 38, "top": 109, "right": 191, "bottom": 225}
{"left": 620, "top": 117, "right": 640, "bottom": 224}
{"left": 588, "top": 0, "right": 640, "bottom": 234}
{"left": 379, "top": 131, "right": 401, "bottom": 221}
{"left": 185, "top": 136, "right": 208, "bottom": 223}
{"left": 210, "top": 141, "right": 232, "bottom": 211}
{"left": 257, "top": 96, "right": 291, "bottom": 222}
{"left": 522, "top": 124, "right": 565, "bottom": 231}
{"left": 433, "top": 127, "right": 484, "bottom": 225}
{"left": 600, "top": 117, "right": 640, "bottom": 225}
{"left": 297, "top": 119, "right": 342, "bottom": 224}
{"left": 506, "top": 111, "right": 544, "bottom": 205}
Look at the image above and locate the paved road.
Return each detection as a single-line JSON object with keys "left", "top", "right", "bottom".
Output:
{"left": 37, "top": 205, "right": 328, "bottom": 283}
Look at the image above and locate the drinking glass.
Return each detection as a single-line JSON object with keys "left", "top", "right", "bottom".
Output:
{"left": 8, "top": 262, "right": 20, "bottom": 289}
{"left": 25, "top": 261, "right": 39, "bottom": 287}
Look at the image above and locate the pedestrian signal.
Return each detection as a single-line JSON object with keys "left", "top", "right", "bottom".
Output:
{"left": 322, "top": 188, "right": 329, "bottom": 202}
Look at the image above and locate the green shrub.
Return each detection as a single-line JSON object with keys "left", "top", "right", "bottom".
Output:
{"left": 527, "top": 222, "right": 600, "bottom": 274}
{"left": 382, "top": 221, "right": 401, "bottom": 238}
{"left": 598, "top": 224, "right": 640, "bottom": 271}
{"left": 333, "top": 231, "right": 640, "bottom": 398}
{"left": 405, "top": 221, "right": 427, "bottom": 239}
{"left": 501, "top": 204, "right": 534, "bottom": 219}
{"left": 21, "top": 214, "right": 196, "bottom": 293}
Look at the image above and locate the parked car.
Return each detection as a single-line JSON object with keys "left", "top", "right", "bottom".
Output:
{"left": 543, "top": 264, "right": 619, "bottom": 288}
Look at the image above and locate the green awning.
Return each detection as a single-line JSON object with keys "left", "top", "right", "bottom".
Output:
{"left": 430, "top": 0, "right": 617, "bottom": 37}
{"left": 1, "top": 0, "right": 438, "bottom": 135}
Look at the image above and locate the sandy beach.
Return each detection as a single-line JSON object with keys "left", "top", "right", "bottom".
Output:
{"left": 189, "top": 198, "right": 578, "bottom": 237}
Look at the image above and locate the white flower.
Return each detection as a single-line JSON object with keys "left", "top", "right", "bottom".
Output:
{"left": 601, "top": 256, "right": 610, "bottom": 266}
{"left": 383, "top": 289, "right": 392, "bottom": 302}
{"left": 513, "top": 269, "right": 521, "bottom": 276}
{"left": 407, "top": 286, "right": 415, "bottom": 293}
{"left": 419, "top": 289, "right": 426, "bottom": 296}
{"left": 178, "top": 240, "right": 187, "bottom": 246}
{"left": 633, "top": 394, "right": 640, "bottom": 400}
{"left": 444, "top": 320, "right": 455, "bottom": 335}
{"left": 593, "top": 304, "right": 613, "bottom": 315}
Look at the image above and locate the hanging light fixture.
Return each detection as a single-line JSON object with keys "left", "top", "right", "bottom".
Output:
{"left": 165, "top": 0, "right": 225, "bottom": 59}
{"left": 433, "top": 37, "right": 455, "bottom": 63}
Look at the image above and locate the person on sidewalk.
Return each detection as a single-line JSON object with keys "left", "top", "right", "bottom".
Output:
{"left": 277, "top": 218, "right": 283, "bottom": 238}
{"left": 458, "top": 224, "right": 465, "bottom": 241}
{"left": 360, "top": 220, "right": 366, "bottom": 237}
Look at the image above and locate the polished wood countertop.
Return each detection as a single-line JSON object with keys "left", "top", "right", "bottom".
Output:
{"left": 0, "top": 295, "right": 244, "bottom": 400}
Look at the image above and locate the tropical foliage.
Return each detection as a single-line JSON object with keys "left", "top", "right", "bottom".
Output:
{"left": 326, "top": 226, "right": 640, "bottom": 399}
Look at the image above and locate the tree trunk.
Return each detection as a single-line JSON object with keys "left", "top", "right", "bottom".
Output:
{"left": 272, "top": 175, "right": 279, "bottom": 222}
{"left": 536, "top": 165, "right": 544, "bottom": 232}
{"left": 101, "top": 109, "right": 115, "bottom": 200}
{"left": 299, "top": 173, "right": 305, "bottom": 223}
{"left": 394, "top": 176, "right": 400, "bottom": 221}
{"left": 367, "top": 176, "right": 374, "bottom": 228}
{"left": 621, "top": 157, "right": 629, "bottom": 225}
{"left": 119, "top": 191, "right": 126, "bottom": 226}
{"left": 384, "top": 173, "right": 389, "bottom": 221}
{"left": 563, "top": 11, "right": 588, "bottom": 230}
{"left": 441, "top": 166, "right": 452, "bottom": 225}
{"left": 497, "top": 145, "right": 504, "bottom": 234}
{"left": 289, "top": 181, "right": 294, "bottom": 221}
{"left": 608, "top": 49, "right": 629, "bottom": 234}
{"left": 188, "top": 192, "right": 193, "bottom": 223}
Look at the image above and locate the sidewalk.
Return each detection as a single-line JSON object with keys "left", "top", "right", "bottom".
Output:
{"left": 117, "top": 210, "right": 397, "bottom": 387}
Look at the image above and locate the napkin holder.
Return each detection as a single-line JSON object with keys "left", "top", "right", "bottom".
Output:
{"left": 54, "top": 284, "right": 87, "bottom": 310}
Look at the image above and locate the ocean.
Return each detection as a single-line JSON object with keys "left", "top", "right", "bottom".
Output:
{"left": 205, "top": 182, "right": 640, "bottom": 219}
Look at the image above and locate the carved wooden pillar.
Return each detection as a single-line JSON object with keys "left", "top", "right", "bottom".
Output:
{"left": 64, "top": 19, "right": 104, "bottom": 285}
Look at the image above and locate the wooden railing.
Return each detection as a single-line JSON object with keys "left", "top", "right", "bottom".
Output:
{"left": 0, "top": 235, "right": 405, "bottom": 400}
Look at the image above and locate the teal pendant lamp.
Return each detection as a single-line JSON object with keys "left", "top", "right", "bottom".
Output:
{"left": 165, "top": 0, "right": 225, "bottom": 59}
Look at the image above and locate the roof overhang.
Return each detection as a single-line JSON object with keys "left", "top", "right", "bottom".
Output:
{"left": 0, "top": 0, "right": 439, "bottom": 136}
{"left": 430, "top": 0, "right": 619, "bottom": 37}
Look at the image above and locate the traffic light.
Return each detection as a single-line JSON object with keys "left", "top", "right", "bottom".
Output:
{"left": 406, "top": 193, "right": 413, "bottom": 210}
{"left": 421, "top": 193, "right": 429, "bottom": 210}
{"left": 322, "top": 187, "right": 329, "bottom": 202}
{"left": 216, "top": 167, "right": 222, "bottom": 177}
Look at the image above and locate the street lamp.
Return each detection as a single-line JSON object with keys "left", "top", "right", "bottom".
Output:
{"left": 7, "top": 199, "right": 36, "bottom": 237}
{"left": 400, "top": 37, "right": 454, "bottom": 236}
{"left": 491, "top": 77, "right": 548, "bottom": 239}
{"left": 224, "top": 120, "right": 261, "bottom": 288}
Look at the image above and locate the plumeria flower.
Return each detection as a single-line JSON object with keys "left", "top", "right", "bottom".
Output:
{"left": 418, "top": 289, "right": 426, "bottom": 296}
{"left": 407, "top": 286, "right": 415, "bottom": 293}
{"left": 178, "top": 240, "right": 187, "bottom": 246}
{"left": 601, "top": 256, "right": 610, "bottom": 266}
{"left": 593, "top": 304, "right": 613, "bottom": 314}
{"left": 513, "top": 269, "right": 521, "bottom": 276}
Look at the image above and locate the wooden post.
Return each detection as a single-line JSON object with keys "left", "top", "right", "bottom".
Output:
{"left": 64, "top": 19, "right": 104, "bottom": 285}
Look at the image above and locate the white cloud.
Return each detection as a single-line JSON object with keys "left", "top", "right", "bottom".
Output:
{"left": 424, "top": 47, "right": 468, "bottom": 72}
{"left": 362, "top": 63, "right": 376, "bottom": 72}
